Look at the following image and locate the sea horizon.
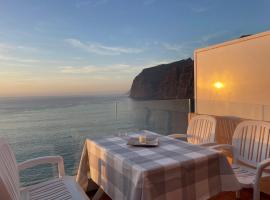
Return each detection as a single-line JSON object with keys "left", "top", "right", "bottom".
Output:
{"left": 0, "top": 92, "right": 130, "bottom": 100}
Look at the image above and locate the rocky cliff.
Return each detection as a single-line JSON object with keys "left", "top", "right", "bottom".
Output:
{"left": 130, "top": 58, "right": 194, "bottom": 100}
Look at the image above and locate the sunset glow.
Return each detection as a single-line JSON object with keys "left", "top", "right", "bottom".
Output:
{"left": 0, "top": 0, "right": 269, "bottom": 97}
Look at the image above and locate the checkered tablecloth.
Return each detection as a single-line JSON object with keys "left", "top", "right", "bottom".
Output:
{"left": 76, "top": 130, "right": 240, "bottom": 200}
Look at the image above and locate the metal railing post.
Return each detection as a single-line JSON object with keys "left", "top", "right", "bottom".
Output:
{"left": 262, "top": 104, "right": 265, "bottom": 121}
{"left": 115, "top": 101, "right": 118, "bottom": 121}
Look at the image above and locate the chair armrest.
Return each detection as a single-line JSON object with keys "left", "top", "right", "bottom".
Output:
{"left": 18, "top": 156, "right": 65, "bottom": 177}
{"left": 210, "top": 144, "right": 234, "bottom": 154}
{"left": 168, "top": 134, "right": 190, "bottom": 139}
{"left": 258, "top": 158, "right": 270, "bottom": 170}
{"left": 255, "top": 158, "right": 270, "bottom": 183}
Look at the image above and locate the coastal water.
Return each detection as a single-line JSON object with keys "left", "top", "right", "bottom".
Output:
{"left": 0, "top": 95, "right": 189, "bottom": 185}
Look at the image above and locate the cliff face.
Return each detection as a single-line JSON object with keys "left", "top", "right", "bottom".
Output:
{"left": 130, "top": 58, "right": 194, "bottom": 100}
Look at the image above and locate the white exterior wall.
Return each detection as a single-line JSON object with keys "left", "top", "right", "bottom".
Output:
{"left": 194, "top": 30, "right": 270, "bottom": 120}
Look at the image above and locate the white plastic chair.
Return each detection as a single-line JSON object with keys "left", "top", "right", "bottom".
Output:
{"left": 211, "top": 120, "right": 270, "bottom": 200}
{"left": 0, "top": 138, "right": 89, "bottom": 200}
{"left": 168, "top": 115, "right": 217, "bottom": 146}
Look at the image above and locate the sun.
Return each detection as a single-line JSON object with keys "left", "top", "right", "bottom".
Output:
{"left": 213, "top": 81, "right": 224, "bottom": 89}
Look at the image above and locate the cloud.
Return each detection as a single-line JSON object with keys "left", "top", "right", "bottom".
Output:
{"left": 65, "top": 38, "right": 143, "bottom": 55}
{"left": 0, "top": 55, "right": 41, "bottom": 64}
{"left": 75, "top": 0, "right": 109, "bottom": 8}
{"left": 188, "top": 0, "right": 216, "bottom": 13}
{"left": 162, "top": 43, "right": 185, "bottom": 52}
{"left": 191, "top": 6, "right": 209, "bottom": 13}
{"left": 0, "top": 55, "right": 40, "bottom": 63}
{"left": 201, "top": 30, "right": 229, "bottom": 42}
{"left": 59, "top": 64, "right": 139, "bottom": 75}
{"left": 0, "top": 42, "right": 39, "bottom": 63}
{"left": 161, "top": 42, "right": 192, "bottom": 58}
{"left": 143, "top": 0, "right": 157, "bottom": 6}
{"left": 0, "top": 43, "right": 14, "bottom": 51}
{"left": 16, "top": 45, "right": 38, "bottom": 52}
{"left": 0, "top": 42, "right": 61, "bottom": 67}
{"left": 59, "top": 60, "right": 172, "bottom": 77}
{"left": 160, "top": 30, "right": 229, "bottom": 56}
{"left": 0, "top": 43, "right": 38, "bottom": 53}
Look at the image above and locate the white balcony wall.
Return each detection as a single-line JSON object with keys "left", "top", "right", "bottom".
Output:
{"left": 195, "top": 30, "right": 270, "bottom": 120}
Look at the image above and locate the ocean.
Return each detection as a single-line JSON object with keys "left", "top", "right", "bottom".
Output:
{"left": 0, "top": 95, "right": 189, "bottom": 185}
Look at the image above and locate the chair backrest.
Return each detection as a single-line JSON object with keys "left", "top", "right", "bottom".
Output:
{"left": 232, "top": 120, "right": 270, "bottom": 168}
{"left": 0, "top": 139, "right": 20, "bottom": 200}
{"left": 187, "top": 115, "right": 216, "bottom": 144}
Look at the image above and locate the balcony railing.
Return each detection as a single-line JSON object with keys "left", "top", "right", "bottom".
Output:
{"left": 0, "top": 96, "right": 191, "bottom": 186}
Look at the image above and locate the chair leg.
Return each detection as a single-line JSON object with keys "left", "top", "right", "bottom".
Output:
{"left": 253, "top": 185, "right": 260, "bottom": 200}
{"left": 236, "top": 190, "right": 240, "bottom": 199}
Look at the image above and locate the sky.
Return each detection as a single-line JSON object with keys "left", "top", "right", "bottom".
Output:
{"left": 0, "top": 0, "right": 269, "bottom": 97}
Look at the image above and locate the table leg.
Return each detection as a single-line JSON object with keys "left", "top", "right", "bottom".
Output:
{"left": 87, "top": 179, "right": 99, "bottom": 192}
{"left": 92, "top": 188, "right": 105, "bottom": 200}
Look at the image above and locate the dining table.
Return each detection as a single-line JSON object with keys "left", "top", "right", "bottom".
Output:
{"left": 76, "top": 130, "right": 240, "bottom": 200}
